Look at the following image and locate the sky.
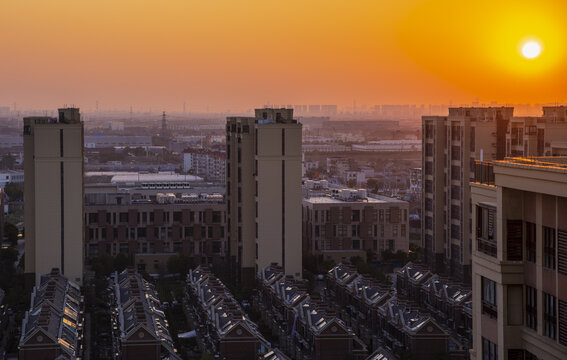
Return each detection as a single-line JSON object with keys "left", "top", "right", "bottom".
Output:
{"left": 1, "top": 0, "right": 566, "bottom": 112}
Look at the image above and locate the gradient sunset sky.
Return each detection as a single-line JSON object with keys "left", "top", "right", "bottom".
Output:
{"left": 2, "top": 0, "right": 566, "bottom": 112}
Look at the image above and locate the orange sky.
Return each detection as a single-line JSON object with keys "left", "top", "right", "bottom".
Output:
{"left": 1, "top": 0, "right": 566, "bottom": 112}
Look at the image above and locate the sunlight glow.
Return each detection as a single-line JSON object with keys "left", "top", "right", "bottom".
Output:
{"left": 522, "top": 41, "right": 542, "bottom": 59}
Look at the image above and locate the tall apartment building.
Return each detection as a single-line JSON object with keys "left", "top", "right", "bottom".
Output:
{"left": 506, "top": 106, "right": 567, "bottom": 157}
{"left": 302, "top": 182, "right": 409, "bottom": 263}
{"left": 226, "top": 108, "right": 302, "bottom": 284}
{"left": 470, "top": 157, "right": 567, "bottom": 360}
{"left": 423, "top": 106, "right": 567, "bottom": 283}
{"left": 0, "top": 188, "right": 5, "bottom": 242}
{"left": 422, "top": 107, "right": 514, "bottom": 282}
{"left": 24, "top": 108, "right": 84, "bottom": 286}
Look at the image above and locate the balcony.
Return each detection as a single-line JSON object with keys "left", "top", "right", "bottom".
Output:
{"left": 477, "top": 237, "right": 497, "bottom": 258}
{"left": 473, "top": 161, "right": 494, "bottom": 185}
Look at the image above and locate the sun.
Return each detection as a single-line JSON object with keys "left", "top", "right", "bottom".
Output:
{"left": 521, "top": 41, "right": 542, "bottom": 59}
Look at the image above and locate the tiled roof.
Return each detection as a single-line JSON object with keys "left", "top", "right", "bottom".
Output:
{"left": 20, "top": 269, "right": 83, "bottom": 360}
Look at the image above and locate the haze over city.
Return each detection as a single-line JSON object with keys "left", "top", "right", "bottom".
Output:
{"left": 1, "top": 1, "right": 567, "bottom": 360}
{"left": 2, "top": 0, "right": 567, "bottom": 112}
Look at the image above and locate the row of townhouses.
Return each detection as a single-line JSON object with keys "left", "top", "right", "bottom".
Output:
{"left": 186, "top": 266, "right": 288, "bottom": 360}
{"left": 109, "top": 268, "right": 181, "bottom": 360}
{"left": 257, "top": 264, "right": 368, "bottom": 360}
{"left": 19, "top": 269, "right": 84, "bottom": 360}
{"left": 326, "top": 263, "right": 470, "bottom": 360}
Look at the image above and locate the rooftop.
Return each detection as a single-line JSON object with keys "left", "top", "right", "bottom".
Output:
{"left": 494, "top": 156, "right": 567, "bottom": 174}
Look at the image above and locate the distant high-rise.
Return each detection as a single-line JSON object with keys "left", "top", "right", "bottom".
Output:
{"left": 422, "top": 106, "right": 567, "bottom": 283}
{"left": 422, "top": 107, "right": 514, "bottom": 282}
{"left": 24, "top": 108, "right": 84, "bottom": 286}
{"left": 226, "top": 108, "right": 302, "bottom": 284}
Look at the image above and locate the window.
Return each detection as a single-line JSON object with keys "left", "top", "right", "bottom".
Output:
{"left": 352, "top": 210, "right": 360, "bottom": 222}
{"left": 401, "top": 224, "right": 406, "bottom": 237}
{"left": 543, "top": 226, "right": 556, "bottom": 269}
{"left": 558, "top": 229, "right": 567, "bottom": 275}
{"left": 351, "top": 225, "right": 359, "bottom": 237}
{"left": 482, "top": 337, "right": 497, "bottom": 360}
{"left": 88, "top": 213, "right": 98, "bottom": 224}
{"left": 352, "top": 239, "right": 360, "bottom": 249}
{"left": 119, "top": 212, "right": 128, "bottom": 223}
{"left": 526, "top": 222, "right": 536, "bottom": 263}
{"left": 559, "top": 299, "right": 567, "bottom": 346}
{"left": 173, "top": 211, "right": 182, "bottom": 223}
{"left": 507, "top": 220, "right": 523, "bottom": 261}
{"left": 315, "top": 225, "right": 320, "bottom": 237}
{"left": 526, "top": 286, "right": 537, "bottom": 331}
{"left": 477, "top": 206, "right": 496, "bottom": 257}
{"left": 544, "top": 292, "right": 557, "bottom": 340}
{"left": 482, "top": 277, "right": 497, "bottom": 319}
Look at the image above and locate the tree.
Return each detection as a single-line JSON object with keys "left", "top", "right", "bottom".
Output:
{"left": 4, "top": 222, "right": 19, "bottom": 245}
{"left": 367, "top": 178, "right": 379, "bottom": 193}
{"left": 113, "top": 252, "right": 133, "bottom": 272}
{"left": 4, "top": 182, "right": 23, "bottom": 202}
{"left": 167, "top": 254, "right": 194, "bottom": 275}
{"left": 395, "top": 349, "right": 415, "bottom": 360}
{"left": 346, "top": 179, "right": 357, "bottom": 188}
{"left": 0, "top": 154, "right": 16, "bottom": 170}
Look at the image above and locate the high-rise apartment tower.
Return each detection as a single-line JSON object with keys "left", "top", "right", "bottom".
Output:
{"left": 422, "top": 107, "right": 514, "bottom": 282}
{"left": 24, "top": 108, "right": 84, "bottom": 286}
{"left": 226, "top": 108, "right": 302, "bottom": 284}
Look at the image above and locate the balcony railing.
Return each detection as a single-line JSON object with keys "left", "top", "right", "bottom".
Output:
{"left": 474, "top": 161, "right": 495, "bottom": 185}
{"left": 477, "top": 237, "right": 497, "bottom": 258}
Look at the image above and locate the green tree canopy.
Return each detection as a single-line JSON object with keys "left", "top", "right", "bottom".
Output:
{"left": 4, "top": 182, "right": 23, "bottom": 201}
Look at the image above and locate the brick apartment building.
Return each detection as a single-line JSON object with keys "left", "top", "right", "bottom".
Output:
{"left": 303, "top": 181, "right": 409, "bottom": 263}
{"left": 84, "top": 175, "right": 227, "bottom": 271}
{"left": 110, "top": 268, "right": 181, "bottom": 360}
{"left": 19, "top": 269, "right": 84, "bottom": 360}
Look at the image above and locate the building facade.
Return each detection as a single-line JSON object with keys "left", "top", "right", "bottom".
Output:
{"left": 302, "top": 183, "right": 409, "bottom": 263}
{"left": 226, "top": 108, "right": 302, "bottom": 284}
{"left": 470, "top": 157, "right": 567, "bottom": 360}
{"left": 183, "top": 150, "right": 226, "bottom": 182}
{"left": 423, "top": 106, "right": 567, "bottom": 283}
{"left": 505, "top": 106, "right": 567, "bottom": 157}
{"left": 24, "top": 108, "right": 84, "bottom": 286}
{"left": 84, "top": 181, "right": 227, "bottom": 270}
{"left": 422, "top": 107, "right": 514, "bottom": 282}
